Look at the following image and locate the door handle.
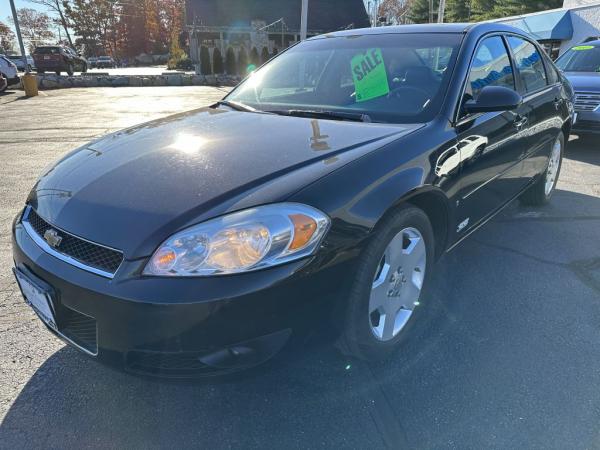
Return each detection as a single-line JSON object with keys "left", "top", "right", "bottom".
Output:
{"left": 513, "top": 115, "right": 528, "bottom": 130}
{"left": 553, "top": 97, "right": 563, "bottom": 110}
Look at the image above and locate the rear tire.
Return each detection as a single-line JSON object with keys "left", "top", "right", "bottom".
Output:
{"left": 81, "top": 63, "right": 87, "bottom": 73}
{"left": 66, "top": 63, "right": 74, "bottom": 76}
{"left": 337, "top": 205, "right": 434, "bottom": 361}
{"left": 38, "top": 69, "right": 45, "bottom": 74}
{"left": 55, "top": 71, "right": 61, "bottom": 76}
{"left": 519, "top": 132, "right": 564, "bottom": 206}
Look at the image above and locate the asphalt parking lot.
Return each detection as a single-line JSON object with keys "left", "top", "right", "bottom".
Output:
{"left": 1, "top": 86, "right": 600, "bottom": 449}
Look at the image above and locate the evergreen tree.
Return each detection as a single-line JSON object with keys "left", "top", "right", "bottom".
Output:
{"left": 445, "top": 0, "right": 472, "bottom": 22}
{"left": 408, "top": 0, "right": 438, "bottom": 24}
{"left": 469, "top": 0, "right": 496, "bottom": 21}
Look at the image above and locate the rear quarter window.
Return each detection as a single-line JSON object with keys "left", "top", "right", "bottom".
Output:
{"left": 507, "top": 36, "right": 548, "bottom": 93}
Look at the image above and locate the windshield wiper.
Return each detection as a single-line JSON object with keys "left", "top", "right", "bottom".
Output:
{"left": 213, "top": 100, "right": 257, "bottom": 112}
{"left": 269, "top": 109, "right": 372, "bottom": 123}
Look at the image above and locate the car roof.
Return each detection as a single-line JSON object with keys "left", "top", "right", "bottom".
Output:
{"left": 315, "top": 22, "right": 530, "bottom": 39}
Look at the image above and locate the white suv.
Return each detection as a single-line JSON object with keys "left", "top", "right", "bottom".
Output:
{"left": 0, "top": 55, "right": 19, "bottom": 92}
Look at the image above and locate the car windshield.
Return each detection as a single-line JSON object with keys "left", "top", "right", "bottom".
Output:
{"left": 555, "top": 45, "right": 600, "bottom": 72}
{"left": 226, "top": 33, "right": 463, "bottom": 124}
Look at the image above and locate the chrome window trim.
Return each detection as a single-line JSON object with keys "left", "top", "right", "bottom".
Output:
{"left": 21, "top": 206, "right": 121, "bottom": 279}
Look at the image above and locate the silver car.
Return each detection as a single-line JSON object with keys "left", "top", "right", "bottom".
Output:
{"left": 5, "top": 55, "right": 35, "bottom": 72}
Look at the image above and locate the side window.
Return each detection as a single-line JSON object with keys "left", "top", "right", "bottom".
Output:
{"left": 541, "top": 50, "right": 560, "bottom": 84}
{"left": 466, "top": 36, "right": 515, "bottom": 101}
{"left": 507, "top": 36, "right": 547, "bottom": 93}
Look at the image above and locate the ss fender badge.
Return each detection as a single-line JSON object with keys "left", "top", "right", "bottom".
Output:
{"left": 457, "top": 218, "right": 469, "bottom": 233}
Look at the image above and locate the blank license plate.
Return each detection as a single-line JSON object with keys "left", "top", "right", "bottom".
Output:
{"left": 13, "top": 268, "right": 57, "bottom": 330}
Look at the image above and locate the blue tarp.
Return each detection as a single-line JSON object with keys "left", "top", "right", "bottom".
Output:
{"left": 504, "top": 10, "right": 573, "bottom": 40}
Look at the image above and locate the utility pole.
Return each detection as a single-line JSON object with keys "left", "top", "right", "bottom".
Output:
{"left": 9, "top": 0, "right": 29, "bottom": 74}
{"left": 300, "top": 0, "right": 308, "bottom": 40}
{"left": 373, "top": 0, "right": 379, "bottom": 26}
{"left": 429, "top": 0, "right": 434, "bottom": 23}
{"left": 9, "top": 0, "right": 37, "bottom": 96}
{"left": 437, "top": 0, "right": 447, "bottom": 23}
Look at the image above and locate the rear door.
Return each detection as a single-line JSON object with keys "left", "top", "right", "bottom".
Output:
{"left": 454, "top": 35, "right": 529, "bottom": 233}
{"left": 506, "top": 35, "right": 563, "bottom": 181}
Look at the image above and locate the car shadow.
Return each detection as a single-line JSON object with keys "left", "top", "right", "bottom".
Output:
{"left": 2, "top": 189, "right": 600, "bottom": 449}
{"left": 566, "top": 134, "right": 600, "bottom": 165}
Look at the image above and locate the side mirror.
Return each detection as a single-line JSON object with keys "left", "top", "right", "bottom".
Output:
{"left": 464, "top": 86, "right": 522, "bottom": 114}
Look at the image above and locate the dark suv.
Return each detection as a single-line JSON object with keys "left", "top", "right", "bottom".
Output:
{"left": 33, "top": 46, "right": 87, "bottom": 76}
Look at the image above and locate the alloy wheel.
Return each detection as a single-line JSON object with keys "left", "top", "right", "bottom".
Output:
{"left": 368, "top": 227, "right": 426, "bottom": 341}
{"left": 545, "top": 138, "right": 561, "bottom": 196}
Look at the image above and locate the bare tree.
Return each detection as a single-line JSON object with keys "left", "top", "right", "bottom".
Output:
{"left": 0, "top": 20, "right": 16, "bottom": 53}
{"left": 378, "top": 0, "right": 412, "bottom": 25}
{"left": 10, "top": 8, "right": 55, "bottom": 53}
{"left": 27, "top": 0, "right": 73, "bottom": 46}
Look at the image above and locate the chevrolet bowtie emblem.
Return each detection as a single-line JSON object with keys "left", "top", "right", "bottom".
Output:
{"left": 43, "top": 229, "right": 62, "bottom": 248}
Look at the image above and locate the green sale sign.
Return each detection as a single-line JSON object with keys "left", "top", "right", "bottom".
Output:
{"left": 351, "top": 48, "right": 390, "bottom": 102}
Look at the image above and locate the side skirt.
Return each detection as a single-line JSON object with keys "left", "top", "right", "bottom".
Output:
{"left": 445, "top": 176, "right": 537, "bottom": 253}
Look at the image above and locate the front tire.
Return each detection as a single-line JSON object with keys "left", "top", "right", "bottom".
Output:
{"left": 337, "top": 205, "right": 434, "bottom": 361}
{"left": 520, "top": 132, "right": 564, "bottom": 206}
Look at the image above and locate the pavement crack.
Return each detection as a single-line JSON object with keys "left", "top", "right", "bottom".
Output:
{"left": 473, "top": 240, "right": 600, "bottom": 295}
{"left": 471, "top": 239, "right": 567, "bottom": 268}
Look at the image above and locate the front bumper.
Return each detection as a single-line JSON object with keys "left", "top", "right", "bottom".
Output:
{"left": 12, "top": 214, "right": 344, "bottom": 378}
{"left": 572, "top": 110, "right": 600, "bottom": 135}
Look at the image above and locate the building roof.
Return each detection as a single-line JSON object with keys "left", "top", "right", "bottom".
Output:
{"left": 185, "top": 0, "right": 370, "bottom": 32}
{"left": 496, "top": 9, "right": 574, "bottom": 40}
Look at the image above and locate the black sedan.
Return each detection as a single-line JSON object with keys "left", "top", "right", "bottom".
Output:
{"left": 12, "top": 23, "right": 573, "bottom": 378}
{"left": 555, "top": 40, "right": 600, "bottom": 136}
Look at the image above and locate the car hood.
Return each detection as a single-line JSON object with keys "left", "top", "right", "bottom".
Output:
{"left": 29, "top": 107, "right": 420, "bottom": 258}
{"left": 564, "top": 71, "right": 600, "bottom": 91}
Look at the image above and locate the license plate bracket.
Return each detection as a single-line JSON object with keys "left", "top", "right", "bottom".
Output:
{"left": 13, "top": 267, "right": 58, "bottom": 331}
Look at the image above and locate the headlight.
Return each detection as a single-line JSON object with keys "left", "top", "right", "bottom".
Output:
{"left": 144, "top": 203, "right": 330, "bottom": 276}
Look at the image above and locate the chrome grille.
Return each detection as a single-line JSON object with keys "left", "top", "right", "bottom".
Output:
{"left": 23, "top": 206, "right": 123, "bottom": 278}
{"left": 574, "top": 91, "right": 600, "bottom": 112}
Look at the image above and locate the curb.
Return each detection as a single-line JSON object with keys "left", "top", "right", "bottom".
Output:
{"left": 15, "top": 73, "right": 241, "bottom": 90}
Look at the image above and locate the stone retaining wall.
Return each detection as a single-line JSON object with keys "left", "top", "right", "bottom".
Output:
{"left": 15, "top": 73, "right": 241, "bottom": 90}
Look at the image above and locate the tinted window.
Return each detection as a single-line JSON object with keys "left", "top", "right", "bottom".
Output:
{"left": 34, "top": 47, "right": 60, "bottom": 55}
{"left": 542, "top": 52, "right": 560, "bottom": 84}
{"left": 507, "top": 36, "right": 547, "bottom": 93}
{"left": 466, "top": 36, "right": 515, "bottom": 100}
{"left": 227, "top": 33, "right": 463, "bottom": 124}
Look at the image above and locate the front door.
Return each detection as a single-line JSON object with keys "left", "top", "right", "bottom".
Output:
{"left": 454, "top": 35, "right": 529, "bottom": 235}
